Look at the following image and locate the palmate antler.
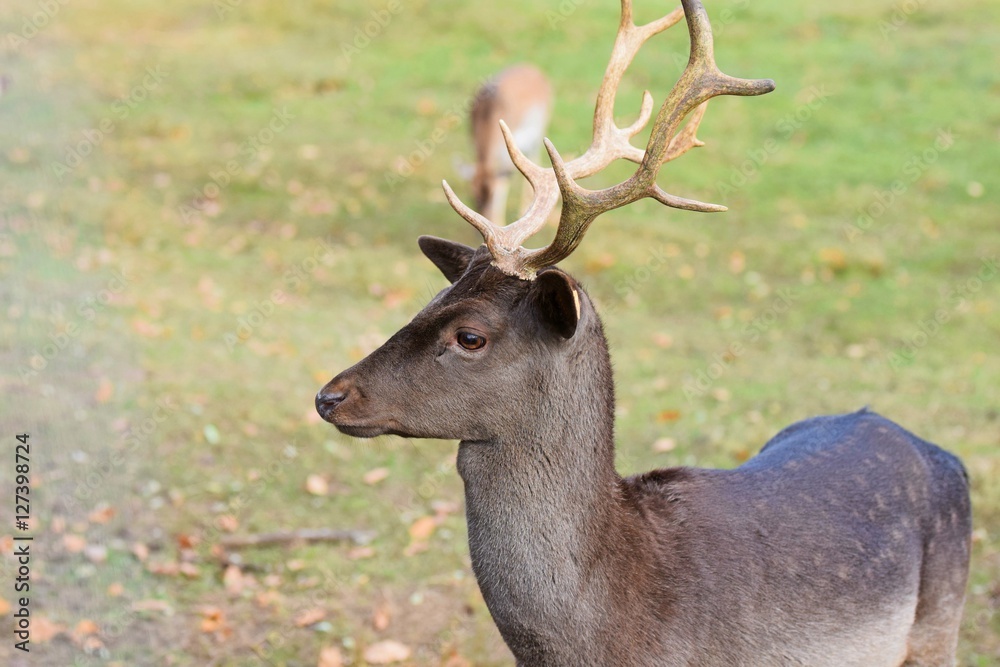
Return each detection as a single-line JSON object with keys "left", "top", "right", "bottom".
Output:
{"left": 441, "top": 0, "right": 774, "bottom": 280}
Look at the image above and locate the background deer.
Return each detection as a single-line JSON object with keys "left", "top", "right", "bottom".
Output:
{"left": 316, "top": 1, "right": 972, "bottom": 665}
{"left": 467, "top": 64, "right": 553, "bottom": 223}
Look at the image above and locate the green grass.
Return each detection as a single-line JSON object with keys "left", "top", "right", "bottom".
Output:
{"left": 1, "top": 0, "right": 998, "bottom": 664}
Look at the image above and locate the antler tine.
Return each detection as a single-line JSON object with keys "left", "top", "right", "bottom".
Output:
{"left": 441, "top": 180, "right": 501, "bottom": 251}
{"left": 518, "top": 0, "right": 774, "bottom": 275}
{"left": 442, "top": 0, "right": 773, "bottom": 280}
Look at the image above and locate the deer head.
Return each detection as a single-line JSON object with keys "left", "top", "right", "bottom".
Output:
{"left": 316, "top": 0, "right": 774, "bottom": 441}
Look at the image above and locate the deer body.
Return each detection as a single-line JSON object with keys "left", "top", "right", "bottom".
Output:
{"left": 469, "top": 64, "right": 553, "bottom": 222}
{"left": 319, "top": 245, "right": 971, "bottom": 667}
{"left": 316, "top": 1, "right": 971, "bottom": 664}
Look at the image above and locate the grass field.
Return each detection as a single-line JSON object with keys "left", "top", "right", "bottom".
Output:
{"left": 1, "top": 0, "right": 998, "bottom": 664}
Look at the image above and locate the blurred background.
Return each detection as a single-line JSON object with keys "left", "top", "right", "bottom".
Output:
{"left": 1, "top": 0, "right": 998, "bottom": 664}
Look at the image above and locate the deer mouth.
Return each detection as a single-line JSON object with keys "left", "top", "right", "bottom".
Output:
{"left": 334, "top": 423, "right": 391, "bottom": 438}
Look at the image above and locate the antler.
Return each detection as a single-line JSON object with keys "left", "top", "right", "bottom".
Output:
{"left": 441, "top": 0, "right": 774, "bottom": 280}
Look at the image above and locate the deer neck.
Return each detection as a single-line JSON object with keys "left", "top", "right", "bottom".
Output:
{"left": 455, "top": 329, "right": 637, "bottom": 642}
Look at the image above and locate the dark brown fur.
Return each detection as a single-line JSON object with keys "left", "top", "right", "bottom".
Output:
{"left": 317, "top": 239, "right": 971, "bottom": 666}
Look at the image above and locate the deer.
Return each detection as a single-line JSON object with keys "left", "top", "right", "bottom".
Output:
{"left": 466, "top": 64, "right": 553, "bottom": 223}
{"left": 316, "top": 1, "right": 972, "bottom": 665}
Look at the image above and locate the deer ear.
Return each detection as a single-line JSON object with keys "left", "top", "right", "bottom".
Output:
{"left": 531, "top": 269, "right": 580, "bottom": 339}
{"left": 418, "top": 236, "right": 475, "bottom": 283}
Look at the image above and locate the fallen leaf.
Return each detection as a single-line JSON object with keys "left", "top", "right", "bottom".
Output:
{"left": 408, "top": 516, "right": 438, "bottom": 541}
{"left": 348, "top": 546, "right": 376, "bottom": 560}
{"left": 431, "top": 500, "right": 460, "bottom": 517}
{"left": 372, "top": 604, "right": 391, "bottom": 631}
{"left": 0, "top": 597, "right": 10, "bottom": 615}
{"left": 294, "top": 607, "right": 326, "bottom": 627}
{"left": 177, "top": 533, "right": 199, "bottom": 549}
{"left": 107, "top": 583, "right": 124, "bottom": 597}
{"left": 63, "top": 534, "right": 86, "bottom": 553}
{"left": 131, "top": 599, "right": 173, "bottom": 614}
{"left": 255, "top": 590, "right": 282, "bottom": 609}
{"left": 656, "top": 410, "right": 682, "bottom": 423}
{"left": 147, "top": 561, "right": 180, "bottom": 576}
{"left": 132, "top": 542, "right": 150, "bottom": 562}
{"left": 818, "top": 247, "right": 847, "bottom": 272}
{"left": 33, "top": 616, "right": 65, "bottom": 643}
{"left": 729, "top": 250, "right": 746, "bottom": 274}
{"left": 88, "top": 503, "right": 116, "bottom": 524}
{"left": 217, "top": 515, "right": 239, "bottom": 533}
{"left": 318, "top": 645, "right": 344, "bottom": 667}
{"left": 286, "top": 559, "right": 306, "bottom": 572}
{"left": 363, "top": 467, "right": 390, "bottom": 485}
{"left": 443, "top": 653, "right": 473, "bottom": 667}
{"left": 652, "top": 437, "right": 676, "bottom": 453}
{"left": 179, "top": 562, "right": 200, "bottom": 578}
{"left": 94, "top": 378, "right": 114, "bottom": 403}
{"left": 73, "top": 619, "right": 100, "bottom": 638}
{"left": 81, "top": 636, "right": 105, "bottom": 654}
{"left": 84, "top": 544, "right": 108, "bottom": 563}
{"left": 306, "top": 474, "right": 329, "bottom": 496}
{"left": 363, "top": 639, "right": 411, "bottom": 664}
{"left": 223, "top": 565, "right": 245, "bottom": 595}
{"left": 199, "top": 607, "right": 226, "bottom": 633}
{"left": 403, "top": 541, "right": 428, "bottom": 557}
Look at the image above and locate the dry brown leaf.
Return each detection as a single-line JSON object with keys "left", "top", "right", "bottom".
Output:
{"left": 179, "top": 562, "right": 200, "bottom": 578}
{"left": 305, "top": 474, "right": 330, "bottom": 496}
{"left": 73, "top": 619, "right": 100, "bottom": 638}
{"left": 33, "top": 616, "right": 65, "bottom": 643}
{"left": 348, "top": 546, "right": 376, "bottom": 560}
{"left": 84, "top": 544, "right": 108, "bottom": 563}
{"left": 403, "top": 541, "right": 428, "bottom": 557}
{"left": 363, "top": 467, "right": 390, "bottom": 485}
{"left": 652, "top": 333, "right": 673, "bottom": 349}
{"left": 294, "top": 607, "right": 326, "bottom": 627}
{"left": 63, "top": 534, "right": 86, "bottom": 553}
{"left": 223, "top": 565, "right": 245, "bottom": 595}
{"left": 147, "top": 561, "right": 180, "bottom": 576}
{"left": 217, "top": 514, "right": 239, "bottom": 533}
{"left": 51, "top": 515, "right": 66, "bottom": 533}
{"left": 729, "top": 250, "right": 746, "bottom": 274}
{"left": 132, "top": 542, "right": 150, "bottom": 561}
{"left": 818, "top": 247, "right": 848, "bottom": 271}
{"left": 317, "top": 645, "right": 344, "bottom": 667}
{"left": 656, "top": 410, "right": 682, "bottom": 423}
{"left": 372, "top": 604, "right": 391, "bottom": 631}
{"left": 131, "top": 599, "right": 172, "bottom": 614}
{"left": 255, "top": 590, "right": 282, "bottom": 609}
{"left": 363, "top": 639, "right": 411, "bottom": 664}
{"left": 286, "top": 558, "right": 306, "bottom": 572}
{"left": 652, "top": 438, "right": 676, "bottom": 453}
{"left": 408, "top": 516, "right": 438, "bottom": 541}
{"left": 81, "top": 635, "right": 105, "bottom": 654}
{"left": 431, "top": 499, "right": 460, "bottom": 517}
{"left": 94, "top": 377, "right": 114, "bottom": 403}
{"left": 176, "top": 533, "right": 199, "bottom": 549}
{"left": 199, "top": 607, "right": 226, "bottom": 633}
{"left": 0, "top": 597, "right": 10, "bottom": 615}
{"left": 443, "top": 653, "right": 473, "bottom": 667}
{"left": 107, "top": 583, "right": 124, "bottom": 597}
{"left": 87, "top": 503, "right": 116, "bottom": 524}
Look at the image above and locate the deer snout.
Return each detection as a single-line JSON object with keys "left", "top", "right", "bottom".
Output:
{"left": 315, "top": 381, "right": 351, "bottom": 422}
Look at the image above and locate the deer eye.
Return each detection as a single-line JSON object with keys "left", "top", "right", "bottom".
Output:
{"left": 456, "top": 331, "right": 486, "bottom": 351}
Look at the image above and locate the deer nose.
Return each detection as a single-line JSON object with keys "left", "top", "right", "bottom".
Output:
{"left": 315, "top": 388, "right": 348, "bottom": 420}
